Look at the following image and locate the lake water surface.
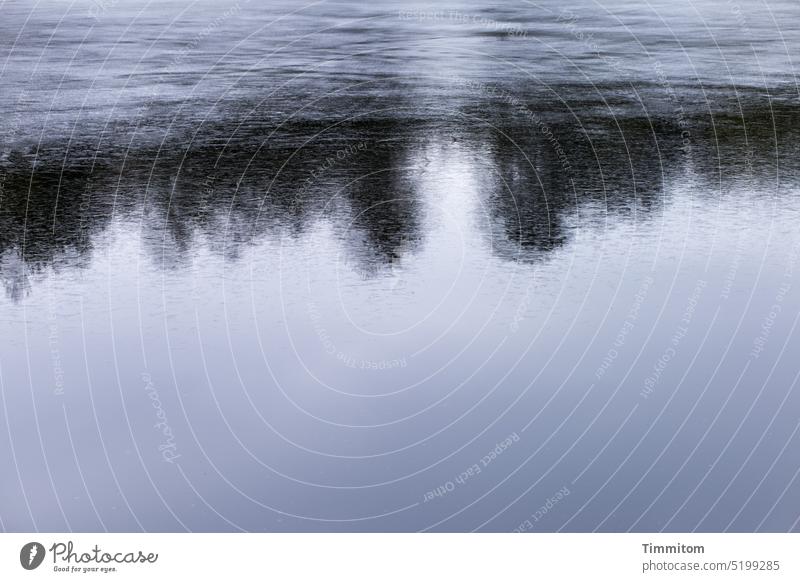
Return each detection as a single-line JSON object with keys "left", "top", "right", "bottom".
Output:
{"left": 1, "top": 0, "right": 799, "bottom": 532}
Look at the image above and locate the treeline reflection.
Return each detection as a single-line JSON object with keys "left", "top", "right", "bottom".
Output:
{"left": 1, "top": 96, "right": 798, "bottom": 300}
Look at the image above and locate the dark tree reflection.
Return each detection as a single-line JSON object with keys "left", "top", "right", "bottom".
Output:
{"left": 1, "top": 94, "right": 799, "bottom": 300}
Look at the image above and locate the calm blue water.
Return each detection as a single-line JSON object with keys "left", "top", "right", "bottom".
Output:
{"left": 1, "top": 0, "right": 799, "bottom": 532}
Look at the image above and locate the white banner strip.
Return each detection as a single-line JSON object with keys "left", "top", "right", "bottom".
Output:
{"left": 1, "top": 533, "right": 796, "bottom": 581}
